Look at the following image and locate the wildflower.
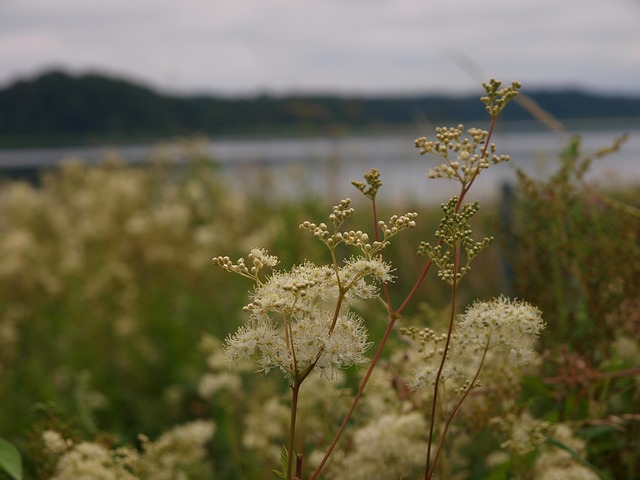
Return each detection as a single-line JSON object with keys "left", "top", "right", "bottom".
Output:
{"left": 243, "top": 397, "right": 291, "bottom": 461}
{"left": 340, "top": 257, "right": 394, "bottom": 300}
{"left": 42, "top": 430, "right": 71, "bottom": 455}
{"left": 198, "top": 372, "right": 242, "bottom": 398}
{"left": 457, "top": 296, "right": 545, "bottom": 365}
{"left": 243, "top": 262, "right": 335, "bottom": 317}
{"left": 332, "top": 412, "right": 428, "bottom": 480}
{"left": 224, "top": 308, "right": 371, "bottom": 380}
{"left": 218, "top": 248, "right": 386, "bottom": 381}
{"left": 408, "top": 297, "right": 544, "bottom": 391}
{"left": 490, "top": 411, "right": 550, "bottom": 456}
{"left": 135, "top": 420, "right": 215, "bottom": 480}
{"left": 51, "top": 441, "right": 136, "bottom": 480}
{"left": 403, "top": 327, "right": 452, "bottom": 390}
{"left": 248, "top": 247, "right": 279, "bottom": 269}
{"left": 533, "top": 424, "right": 599, "bottom": 480}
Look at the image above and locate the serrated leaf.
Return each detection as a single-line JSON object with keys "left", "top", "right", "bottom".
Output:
{"left": 271, "top": 469, "right": 286, "bottom": 479}
{"left": 0, "top": 438, "right": 22, "bottom": 480}
{"left": 271, "top": 445, "right": 289, "bottom": 479}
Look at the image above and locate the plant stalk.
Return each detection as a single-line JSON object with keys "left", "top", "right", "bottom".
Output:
{"left": 287, "top": 381, "right": 301, "bottom": 480}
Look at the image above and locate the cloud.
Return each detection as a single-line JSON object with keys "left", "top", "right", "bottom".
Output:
{"left": 1, "top": 0, "right": 639, "bottom": 95}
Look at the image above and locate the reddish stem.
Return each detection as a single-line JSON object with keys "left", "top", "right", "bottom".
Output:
{"left": 309, "top": 114, "right": 500, "bottom": 480}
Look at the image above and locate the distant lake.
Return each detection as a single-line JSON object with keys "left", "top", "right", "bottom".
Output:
{"left": 1, "top": 124, "right": 639, "bottom": 204}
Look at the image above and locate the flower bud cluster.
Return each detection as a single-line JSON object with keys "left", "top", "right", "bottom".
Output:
{"left": 418, "top": 197, "right": 491, "bottom": 286}
{"left": 401, "top": 326, "right": 454, "bottom": 389}
{"left": 300, "top": 220, "right": 331, "bottom": 241}
{"left": 413, "top": 79, "right": 520, "bottom": 186}
{"left": 211, "top": 255, "right": 251, "bottom": 277}
{"left": 384, "top": 212, "right": 418, "bottom": 233}
{"left": 481, "top": 79, "right": 522, "bottom": 117}
{"left": 414, "top": 124, "right": 510, "bottom": 185}
{"left": 341, "top": 230, "right": 370, "bottom": 250}
{"left": 330, "top": 198, "right": 355, "bottom": 228}
{"left": 301, "top": 204, "right": 416, "bottom": 257}
{"left": 374, "top": 212, "right": 418, "bottom": 253}
{"left": 401, "top": 326, "right": 447, "bottom": 354}
{"left": 352, "top": 168, "right": 382, "bottom": 201}
{"left": 212, "top": 247, "right": 279, "bottom": 282}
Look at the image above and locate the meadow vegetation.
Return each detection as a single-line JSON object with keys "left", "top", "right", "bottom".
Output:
{"left": 0, "top": 80, "right": 638, "bottom": 479}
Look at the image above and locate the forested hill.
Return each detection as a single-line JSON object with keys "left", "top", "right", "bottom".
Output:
{"left": 2, "top": 70, "right": 640, "bottom": 145}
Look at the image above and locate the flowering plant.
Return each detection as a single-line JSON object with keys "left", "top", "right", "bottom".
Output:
{"left": 212, "top": 79, "right": 549, "bottom": 480}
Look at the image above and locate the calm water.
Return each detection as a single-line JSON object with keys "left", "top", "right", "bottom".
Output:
{"left": 1, "top": 125, "right": 639, "bottom": 204}
{"left": 208, "top": 126, "right": 640, "bottom": 204}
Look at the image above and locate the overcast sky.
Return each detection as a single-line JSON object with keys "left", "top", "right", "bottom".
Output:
{"left": 1, "top": 0, "right": 639, "bottom": 96}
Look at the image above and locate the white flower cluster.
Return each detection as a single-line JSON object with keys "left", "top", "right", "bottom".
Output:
{"left": 410, "top": 297, "right": 545, "bottom": 390}
{"left": 490, "top": 411, "right": 550, "bottom": 456}
{"left": 533, "top": 424, "right": 599, "bottom": 480}
{"left": 50, "top": 441, "right": 137, "bottom": 480}
{"left": 214, "top": 200, "right": 416, "bottom": 381}
{"left": 457, "top": 296, "right": 546, "bottom": 366}
{"left": 135, "top": 420, "right": 215, "bottom": 480}
{"left": 326, "top": 412, "right": 428, "bottom": 480}
{"left": 42, "top": 430, "right": 73, "bottom": 455}
{"left": 222, "top": 253, "right": 389, "bottom": 380}
{"left": 44, "top": 420, "right": 215, "bottom": 480}
{"left": 243, "top": 374, "right": 351, "bottom": 465}
{"left": 198, "top": 334, "right": 246, "bottom": 399}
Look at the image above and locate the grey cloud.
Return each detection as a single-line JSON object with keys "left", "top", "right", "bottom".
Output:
{"left": 0, "top": 0, "right": 639, "bottom": 94}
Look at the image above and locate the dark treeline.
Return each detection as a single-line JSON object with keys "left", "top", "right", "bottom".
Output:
{"left": 2, "top": 70, "right": 640, "bottom": 146}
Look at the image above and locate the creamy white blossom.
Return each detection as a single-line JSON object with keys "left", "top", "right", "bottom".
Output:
{"left": 457, "top": 296, "right": 545, "bottom": 365}
{"left": 533, "top": 424, "right": 599, "bottom": 480}
{"left": 409, "top": 297, "right": 544, "bottom": 391}
{"left": 224, "top": 308, "right": 371, "bottom": 379}
{"left": 51, "top": 442, "right": 136, "bottom": 480}
{"left": 220, "top": 252, "right": 387, "bottom": 380}
{"left": 248, "top": 247, "right": 279, "bottom": 268}
{"left": 198, "top": 372, "right": 242, "bottom": 398}
{"left": 47, "top": 421, "right": 215, "bottom": 480}
{"left": 341, "top": 257, "right": 394, "bottom": 300}
{"left": 244, "top": 263, "right": 336, "bottom": 317}
{"left": 490, "top": 411, "right": 550, "bottom": 456}
{"left": 330, "top": 412, "right": 428, "bottom": 480}
{"left": 42, "top": 430, "right": 71, "bottom": 455}
{"left": 135, "top": 420, "right": 215, "bottom": 480}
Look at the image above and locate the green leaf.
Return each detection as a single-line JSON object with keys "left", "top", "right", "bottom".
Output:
{"left": 271, "top": 445, "right": 289, "bottom": 479}
{"left": 0, "top": 438, "right": 22, "bottom": 480}
{"left": 271, "top": 469, "right": 286, "bottom": 479}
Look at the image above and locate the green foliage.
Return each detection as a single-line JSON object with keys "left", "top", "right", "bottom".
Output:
{"left": 272, "top": 446, "right": 292, "bottom": 479}
{"left": 0, "top": 438, "right": 22, "bottom": 480}
{"left": 507, "top": 134, "right": 640, "bottom": 356}
{"left": 502, "top": 134, "right": 640, "bottom": 478}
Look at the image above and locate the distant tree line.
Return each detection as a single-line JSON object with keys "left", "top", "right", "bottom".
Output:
{"left": 1, "top": 70, "right": 640, "bottom": 146}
